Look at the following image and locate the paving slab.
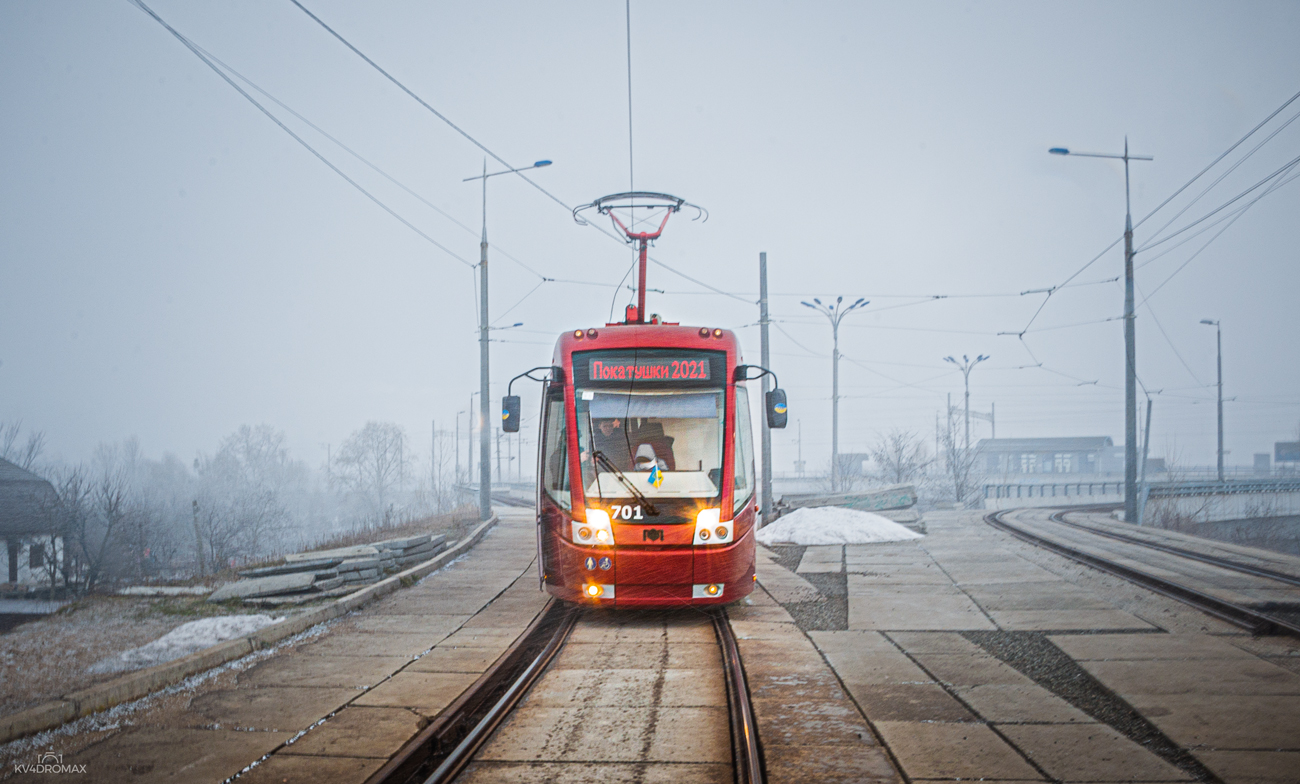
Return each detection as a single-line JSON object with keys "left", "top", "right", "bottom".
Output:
{"left": 458, "top": 761, "right": 732, "bottom": 783}
{"left": 954, "top": 684, "right": 1095, "bottom": 724}
{"left": 353, "top": 670, "right": 479, "bottom": 716}
{"left": 526, "top": 668, "right": 725, "bottom": 708}
{"left": 911, "top": 653, "right": 1038, "bottom": 687}
{"left": 478, "top": 705, "right": 730, "bottom": 763}
{"left": 810, "top": 630, "right": 936, "bottom": 684}
{"left": 239, "top": 654, "right": 412, "bottom": 689}
{"left": 845, "top": 683, "right": 978, "bottom": 722}
{"left": 999, "top": 723, "right": 1191, "bottom": 782}
{"left": 873, "top": 720, "right": 1043, "bottom": 780}
{"left": 182, "top": 686, "right": 359, "bottom": 730}
{"left": 848, "top": 581, "right": 995, "bottom": 630}
{"left": 747, "top": 698, "right": 877, "bottom": 747}
{"left": 1080, "top": 657, "right": 1300, "bottom": 696}
{"left": 406, "top": 644, "right": 503, "bottom": 673}
{"left": 987, "top": 607, "right": 1156, "bottom": 631}
{"left": 886, "top": 630, "right": 986, "bottom": 655}
{"left": 1126, "top": 693, "right": 1300, "bottom": 749}
{"left": 761, "top": 744, "right": 900, "bottom": 784}
{"left": 550, "top": 641, "right": 717, "bottom": 670}
{"left": 51, "top": 727, "right": 288, "bottom": 784}
{"left": 1196, "top": 750, "right": 1300, "bottom": 784}
{"left": 239, "top": 754, "right": 384, "bottom": 784}
{"left": 1050, "top": 632, "right": 1261, "bottom": 661}
{"left": 295, "top": 631, "right": 439, "bottom": 658}
{"left": 279, "top": 706, "right": 424, "bottom": 758}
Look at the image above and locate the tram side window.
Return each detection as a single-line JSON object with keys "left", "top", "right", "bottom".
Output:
{"left": 541, "top": 390, "right": 571, "bottom": 509}
{"left": 733, "top": 387, "right": 756, "bottom": 513}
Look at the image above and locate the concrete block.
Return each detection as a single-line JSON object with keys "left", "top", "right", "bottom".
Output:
{"left": 0, "top": 699, "right": 78, "bottom": 744}
{"left": 357, "top": 568, "right": 380, "bottom": 580}
{"left": 312, "top": 576, "right": 344, "bottom": 591}
{"left": 337, "top": 557, "right": 381, "bottom": 572}
{"left": 239, "top": 558, "right": 341, "bottom": 578}
{"left": 375, "top": 533, "right": 433, "bottom": 551}
{"left": 208, "top": 571, "right": 317, "bottom": 602}
{"left": 285, "top": 545, "right": 379, "bottom": 563}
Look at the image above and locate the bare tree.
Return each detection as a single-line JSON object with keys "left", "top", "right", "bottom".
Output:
{"left": 869, "top": 429, "right": 932, "bottom": 485}
{"left": 335, "top": 422, "right": 410, "bottom": 524}
{"left": 1, "top": 420, "right": 45, "bottom": 470}
{"left": 940, "top": 412, "right": 980, "bottom": 506}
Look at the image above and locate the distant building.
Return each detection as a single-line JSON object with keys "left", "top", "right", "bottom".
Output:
{"left": 974, "top": 437, "right": 1123, "bottom": 476}
{"left": 0, "top": 457, "right": 61, "bottom": 585}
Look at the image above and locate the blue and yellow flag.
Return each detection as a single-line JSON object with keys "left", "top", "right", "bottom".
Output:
{"left": 648, "top": 464, "right": 664, "bottom": 488}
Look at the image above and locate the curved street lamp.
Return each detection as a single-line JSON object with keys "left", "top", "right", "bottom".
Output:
{"left": 801, "top": 296, "right": 869, "bottom": 491}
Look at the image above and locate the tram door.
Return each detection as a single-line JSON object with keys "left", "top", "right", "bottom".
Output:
{"left": 537, "top": 383, "right": 570, "bottom": 587}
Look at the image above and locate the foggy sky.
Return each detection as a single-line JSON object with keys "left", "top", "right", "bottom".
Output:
{"left": 2, "top": 1, "right": 1298, "bottom": 476}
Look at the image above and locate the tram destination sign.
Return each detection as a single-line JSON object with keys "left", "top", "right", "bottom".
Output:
{"left": 587, "top": 353, "right": 712, "bottom": 382}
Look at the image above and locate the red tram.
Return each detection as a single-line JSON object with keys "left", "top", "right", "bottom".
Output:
{"left": 501, "top": 192, "right": 786, "bottom": 608}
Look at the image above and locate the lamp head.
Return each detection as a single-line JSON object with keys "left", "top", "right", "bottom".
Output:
{"left": 1048, "top": 147, "right": 1070, "bottom": 155}
{"left": 533, "top": 160, "right": 552, "bottom": 167}
{"left": 1199, "top": 319, "right": 1217, "bottom": 326}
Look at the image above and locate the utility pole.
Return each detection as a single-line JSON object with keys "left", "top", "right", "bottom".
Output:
{"left": 496, "top": 429, "right": 503, "bottom": 483}
{"left": 802, "top": 297, "right": 869, "bottom": 491}
{"left": 431, "top": 420, "right": 437, "bottom": 498}
{"left": 478, "top": 162, "right": 492, "bottom": 521}
{"left": 944, "top": 354, "right": 989, "bottom": 452}
{"left": 1049, "top": 141, "right": 1151, "bottom": 524}
{"left": 1137, "top": 397, "right": 1154, "bottom": 525}
{"left": 797, "top": 419, "right": 804, "bottom": 478}
{"left": 454, "top": 413, "right": 461, "bottom": 485}
{"left": 759, "top": 252, "right": 773, "bottom": 524}
{"left": 191, "top": 499, "right": 204, "bottom": 579}
{"left": 1201, "top": 319, "right": 1224, "bottom": 482}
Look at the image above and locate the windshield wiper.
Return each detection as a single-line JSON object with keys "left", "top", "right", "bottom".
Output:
{"left": 591, "top": 450, "right": 660, "bottom": 516}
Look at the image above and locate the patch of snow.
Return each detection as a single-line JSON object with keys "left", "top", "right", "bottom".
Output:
{"left": 756, "top": 506, "right": 923, "bottom": 546}
{"left": 88, "top": 615, "right": 280, "bottom": 674}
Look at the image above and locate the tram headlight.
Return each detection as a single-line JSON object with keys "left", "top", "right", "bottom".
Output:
{"left": 693, "top": 508, "right": 732, "bottom": 545}
{"left": 574, "top": 509, "right": 614, "bottom": 545}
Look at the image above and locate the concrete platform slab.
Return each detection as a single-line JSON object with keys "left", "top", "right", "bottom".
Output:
{"left": 886, "top": 631, "right": 986, "bottom": 655}
{"left": 748, "top": 698, "right": 876, "bottom": 746}
{"left": 239, "top": 654, "right": 411, "bottom": 689}
{"left": 999, "top": 723, "right": 1191, "bottom": 782}
{"left": 57, "top": 727, "right": 288, "bottom": 784}
{"left": 407, "top": 645, "right": 502, "bottom": 673}
{"left": 848, "top": 582, "right": 995, "bottom": 630}
{"left": 238, "top": 754, "right": 383, "bottom": 784}
{"left": 954, "top": 684, "right": 1094, "bottom": 724}
{"left": 873, "top": 720, "right": 1043, "bottom": 780}
{"left": 348, "top": 614, "right": 465, "bottom": 637}
{"left": 279, "top": 706, "right": 423, "bottom": 758}
{"left": 477, "top": 705, "right": 730, "bottom": 764}
{"left": 458, "top": 761, "right": 731, "bottom": 783}
{"left": 987, "top": 608, "right": 1155, "bottom": 631}
{"left": 295, "top": 632, "right": 436, "bottom": 658}
{"left": 761, "top": 744, "right": 900, "bottom": 784}
{"left": 1081, "top": 658, "right": 1300, "bottom": 696}
{"left": 911, "top": 654, "right": 1038, "bottom": 687}
{"left": 845, "top": 683, "right": 978, "bottom": 722}
{"left": 810, "top": 631, "right": 936, "bottom": 684}
{"left": 183, "top": 686, "right": 358, "bottom": 730}
{"left": 1050, "top": 632, "right": 1260, "bottom": 661}
{"left": 551, "top": 641, "right": 716, "bottom": 670}
{"left": 1126, "top": 694, "right": 1300, "bottom": 749}
{"left": 525, "top": 668, "right": 726, "bottom": 708}
{"left": 1196, "top": 749, "right": 1300, "bottom": 784}
{"left": 746, "top": 667, "right": 848, "bottom": 702}
{"left": 353, "top": 671, "right": 479, "bottom": 716}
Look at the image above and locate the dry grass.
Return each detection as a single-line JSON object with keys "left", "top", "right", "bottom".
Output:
{"left": 299, "top": 505, "right": 480, "bottom": 554}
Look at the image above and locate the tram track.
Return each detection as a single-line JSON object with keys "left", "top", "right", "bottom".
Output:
{"left": 986, "top": 508, "right": 1300, "bottom": 637}
{"left": 367, "top": 600, "right": 765, "bottom": 784}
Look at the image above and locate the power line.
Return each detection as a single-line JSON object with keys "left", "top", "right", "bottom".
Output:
{"left": 129, "top": 0, "right": 474, "bottom": 267}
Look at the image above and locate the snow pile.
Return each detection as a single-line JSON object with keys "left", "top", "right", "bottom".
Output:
{"left": 89, "top": 614, "right": 280, "bottom": 674}
{"left": 756, "top": 506, "right": 923, "bottom": 546}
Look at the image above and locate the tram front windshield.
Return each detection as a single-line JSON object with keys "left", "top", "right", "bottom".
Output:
{"left": 576, "top": 389, "right": 723, "bottom": 499}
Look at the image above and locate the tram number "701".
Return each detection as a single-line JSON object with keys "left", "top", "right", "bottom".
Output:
{"left": 609, "top": 505, "right": 645, "bottom": 521}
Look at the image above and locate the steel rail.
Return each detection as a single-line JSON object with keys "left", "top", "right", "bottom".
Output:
{"left": 1049, "top": 509, "right": 1300, "bottom": 588}
{"left": 366, "top": 599, "right": 578, "bottom": 784}
{"left": 986, "top": 510, "right": 1300, "bottom": 637}
{"left": 713, "top": 609, "right": 766, "bottom": 784}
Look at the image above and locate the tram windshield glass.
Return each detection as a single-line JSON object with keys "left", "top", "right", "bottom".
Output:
{"left": 575, "top": 389, "right": 724, "bottom": 499}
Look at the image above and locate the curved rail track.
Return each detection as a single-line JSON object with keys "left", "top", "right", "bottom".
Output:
{"left": 367, "top": 600, "right": 765, "bottom": 784}
{"left": 987, "top": 508, "right": 1300, "bottom": 637}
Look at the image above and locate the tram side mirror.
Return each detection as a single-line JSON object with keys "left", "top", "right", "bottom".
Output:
{"left": 502, "top": 395, "right": 521, "bottom": 433}
{"left": 765, "top": 389, "right": 788, "bottom": 429}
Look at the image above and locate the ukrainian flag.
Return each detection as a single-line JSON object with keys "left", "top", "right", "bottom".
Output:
{"left": 648, "top": 464, "right": 664, "bottom": 488}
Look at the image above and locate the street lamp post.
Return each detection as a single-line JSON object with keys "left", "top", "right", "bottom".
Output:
{"left": 801, "top": 297, "right": 869, "bottom": 491}
{"left": 463, "top": 159, "right": 552, "bottom": 521}
{"left": 1200, "top": 319, "right": 1224, "bottom": 482}
{"left": 944, "top": 354, "right": 990, "bottom": 452}
{"left": 1050, "top": 141, "right": 1152, "bottom": 523}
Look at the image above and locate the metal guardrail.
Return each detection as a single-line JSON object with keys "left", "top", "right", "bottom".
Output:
{"left": 985, "top": 477, "right": 1300, "bottom": 500}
